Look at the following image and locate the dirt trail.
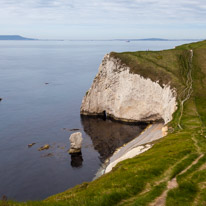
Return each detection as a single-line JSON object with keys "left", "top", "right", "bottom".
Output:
{"left": 150, "top": 50, "right": 204, "bottom": 206}
{"left": 150, "top": 154, "right": 203, "bottom": 206}
{"left": 178, "top": 50, "right": 193, "bottom": 130}
{"left": 150, "top": 132, "right": 203, "bottom": 206}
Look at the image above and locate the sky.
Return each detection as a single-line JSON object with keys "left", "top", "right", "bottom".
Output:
{"left": 0, "top": 0, "right": 206, "bottom": 39}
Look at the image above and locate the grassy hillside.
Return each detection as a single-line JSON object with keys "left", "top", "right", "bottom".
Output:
{"left": 3, "top": 40, "right": 206, "bottom": 206}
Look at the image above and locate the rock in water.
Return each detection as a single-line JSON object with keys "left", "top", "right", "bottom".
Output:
{"left": 80, "top": 54, "right": 177, "bottom": 124}
{"left": 38, "top": 144, "right": 50, "bottom": 151}
{"left": 69, "top": 132, "right": 83, "bottom": 154}
{"left": 28, "top": 143, "right": 36, "bottom": 148}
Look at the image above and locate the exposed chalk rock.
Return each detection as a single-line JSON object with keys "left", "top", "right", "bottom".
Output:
{"left": 104, "top": 123, "right": 164, "bottom": 174}
{"left": 105, "top": 144, "right": 152, "bottom": 173}
{"left": 162, "top": 126, "right": 168, "bottom": 136}
{"left": 69, "top": 132, "right": 83, "bottom": 154}
{"left": 81, "top": 115, "right": 147, "bottom": 161}
{"left": 81, "top": 54, "right": 177, "bottom": 124}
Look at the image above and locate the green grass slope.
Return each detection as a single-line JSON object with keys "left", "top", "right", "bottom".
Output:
{"left": 3, "top": 40, "right": 206, "bottom": 206}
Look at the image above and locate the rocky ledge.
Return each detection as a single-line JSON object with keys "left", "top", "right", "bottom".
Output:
{"left": 80, "top": 54, "right": 177, "bottom": 124}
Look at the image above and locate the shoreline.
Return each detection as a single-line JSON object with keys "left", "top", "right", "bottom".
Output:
{"left": 94, "top": 122, "right": 168, "bottom": 179}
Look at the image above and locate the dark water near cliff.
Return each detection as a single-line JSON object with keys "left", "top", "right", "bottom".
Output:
{"left": 0, "top": 40, "right": 194, "bottom": 201}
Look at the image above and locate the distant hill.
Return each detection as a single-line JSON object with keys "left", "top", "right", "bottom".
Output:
{"left": 138, "top": 38, "right": 169, "bottom": 41}
{"left": 114, "top": 38, "right": 202, "bottom": 42}
{"left": 0, "top": 35, "right": 37, "bottom": 40}
{"left": 115, "top": 38, "right": 169, "bottom": 41}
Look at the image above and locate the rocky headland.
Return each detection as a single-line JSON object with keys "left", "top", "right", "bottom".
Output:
{"left": 80, "top": 52, "right": 177, "bottom": 176}
{"left": 80, "top": 54, "right": 177, "bottom": 124}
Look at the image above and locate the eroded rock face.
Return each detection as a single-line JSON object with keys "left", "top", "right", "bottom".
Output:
{"left": 81, "top": 54, "right": 177, "bottom": 124}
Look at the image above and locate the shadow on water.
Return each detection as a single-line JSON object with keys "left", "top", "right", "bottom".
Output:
{"left": 80, "top": 115, "right": 148, "bottom": 162}
{"left": 70, "top": 152, "right": 83, "bottom": 168}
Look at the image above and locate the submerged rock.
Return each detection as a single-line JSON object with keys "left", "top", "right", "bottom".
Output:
{"left": 69, "top": 128, "right": 80, "bottom": 131}
{"left": 68, "top": 132, "right": 83, "bottom": 154}
{"left": 28, "top": 143, "right": 36, "bottom": 148}
{"left": 41, "top": 153, "right": 53, "bottom": 158}
{"left": 62, "top": 128, "right": 80, "bottom": 132}
{"left": 38, "top": 144, "right": 50, "bottom": 151}
{"left": 57, "top": 145, "right": 66, "bottom": 150}
{"left": 81, "top": 54, "right": 177, "bottom": 124}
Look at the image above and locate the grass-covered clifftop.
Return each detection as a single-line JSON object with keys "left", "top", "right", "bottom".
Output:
{"left": 3, "top": 40, "right": 206, "bottom": 206}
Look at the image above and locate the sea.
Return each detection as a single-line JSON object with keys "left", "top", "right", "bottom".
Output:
{"left": 0, "top": 40, "right": 195, "bottom": 201}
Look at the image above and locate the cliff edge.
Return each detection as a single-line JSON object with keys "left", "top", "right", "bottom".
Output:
{"left": 81, "top": 54, "right": 177, "bottom": 124}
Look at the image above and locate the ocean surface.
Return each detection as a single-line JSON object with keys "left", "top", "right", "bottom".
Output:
{"left": 0, "top": 40, "right": 195, "bottom": 201}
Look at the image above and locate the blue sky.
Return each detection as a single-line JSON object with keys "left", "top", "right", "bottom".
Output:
{"left": 0, "top": 0, "right": 206, "bottom": 39}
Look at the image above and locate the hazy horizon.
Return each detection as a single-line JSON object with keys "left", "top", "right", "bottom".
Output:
{"left": 0, "top": 35, "right": 204, "bottom": 41}
{"left": 0, "top": 0, "right": 206, "bottom": 40}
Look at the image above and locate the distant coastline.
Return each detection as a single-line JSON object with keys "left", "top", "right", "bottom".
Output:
{"left": 0, "top": 35, "right": 37, "bottom": 40}
{"left": 64, "top": 38, "right": 203, "bottom": 42}
{"left": 0, "top": 36, "right": 202, "bottom": 42}
{"left": 114, "top": 38, "right": 202, "bottom": 41}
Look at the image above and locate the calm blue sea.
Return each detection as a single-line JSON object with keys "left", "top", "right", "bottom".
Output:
{"left": 0, "top": 40, "right": 195, "bottom": 201}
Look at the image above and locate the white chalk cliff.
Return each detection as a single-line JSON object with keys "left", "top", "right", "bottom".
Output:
{"left": 81, "top": 54, "right": 177, "bottom": 124}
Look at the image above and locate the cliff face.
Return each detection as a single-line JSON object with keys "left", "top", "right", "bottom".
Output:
{"left": 80, "top": 54, "right": 177, "bottom": 124}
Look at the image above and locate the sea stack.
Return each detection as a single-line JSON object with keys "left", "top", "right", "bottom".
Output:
{"left": 69, "top": 132, "right": 83, "bottom": 154}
